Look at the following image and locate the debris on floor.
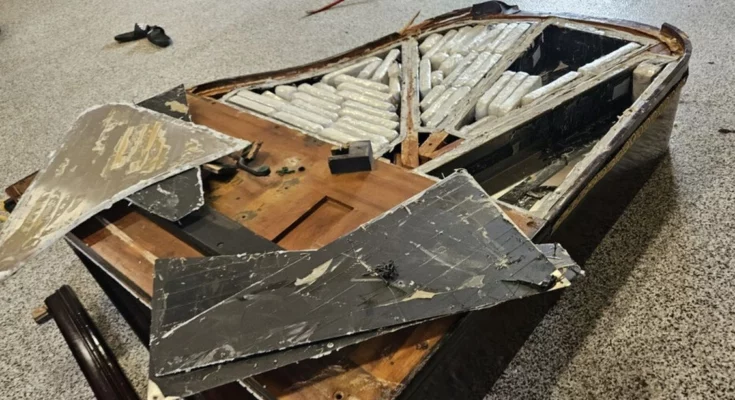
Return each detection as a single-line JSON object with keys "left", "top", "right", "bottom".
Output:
{"left": 114, "top": 23, "right": 172, "bottom": 48}
{"left": 276, "top": 166, "right": 296, "bottom": 176}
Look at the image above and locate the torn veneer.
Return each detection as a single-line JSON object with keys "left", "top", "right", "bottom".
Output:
{"left": 128, "top": 85, "right": 206, "bottom": 222}
{"left": 0, "top": 103, "right": 249, "bottom": 281}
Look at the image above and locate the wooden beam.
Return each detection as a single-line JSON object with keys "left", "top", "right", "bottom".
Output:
{"left": 418, "top": 131, "right": 449, "bottom": 160}
{"left": 399, "top": 39, "right": 420, "bottom": 168}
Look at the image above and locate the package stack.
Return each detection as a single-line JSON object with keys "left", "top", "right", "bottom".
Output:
{"left": 417, "top": 22, "right": 532, "bottom": 128}
{"left": 468, "top": 41, "right": 641, "bottom": 130}
{"left": 224, "top": 48, "right": 402, "bottom": 151}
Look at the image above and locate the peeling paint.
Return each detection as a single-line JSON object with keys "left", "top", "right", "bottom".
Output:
{"left": 0, "top": 103, "right": 249, "bottom": 281}
{"left": 295, "top": 259, "right": 333, "bottom": 286}
{"left": 402, "top": 290, "right": 437, "bottom": 301}
{"left": 165, "top": 100, "right": 189, "bottom": 114}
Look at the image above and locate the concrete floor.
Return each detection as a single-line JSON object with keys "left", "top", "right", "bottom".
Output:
{"left": 0, "top": 0, "right": 732, "bottom": 398}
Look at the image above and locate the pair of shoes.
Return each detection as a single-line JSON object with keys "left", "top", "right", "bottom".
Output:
{"left": 114, "top": 23, "right": 172, "bottom": 48}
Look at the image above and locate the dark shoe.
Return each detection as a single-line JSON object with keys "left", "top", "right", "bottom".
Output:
{"left": 114, "top": 23, "right": 150, "bottom": 43}
{"left": 147, "top": 26, "right": 172, "bottom": 48}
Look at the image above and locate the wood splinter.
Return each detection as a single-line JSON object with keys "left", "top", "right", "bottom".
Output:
{"left": 419, "top": 131, "right": 449, "bottom": 161}
{"left": 399, "top": 10, "right": 421, "bottom": 35}
{"left": 306, "top": 0, "right": 347, "bottom": 16}
{"left": 31, "top": 305, "right": 51, "bottom": 324}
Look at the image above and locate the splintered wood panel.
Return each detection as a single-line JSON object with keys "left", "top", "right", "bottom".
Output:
{"left": 185, "top": 95, "right": 460, "bottom": 398}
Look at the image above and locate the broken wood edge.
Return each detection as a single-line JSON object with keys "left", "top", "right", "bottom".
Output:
{"left": 418, "top": 131, "right": 449, "bottom": 161}
{"left": 31, "top": 305, "right": 50, "bottom": 324}
{"left": 399, "top": 38, "right": 420, "bottom": 168}
{"left": 189, "top": 8, "right": 685, "bottom": 98}
{"left": 428, "top": 139, "right": 464, "bottom": 161}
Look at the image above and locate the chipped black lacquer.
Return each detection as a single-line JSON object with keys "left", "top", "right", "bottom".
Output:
{"left": 127, "top": 85, "right": 206, "bottom": 222}
{"left": 150, "top": 171, "right": 572, "bottom": 377}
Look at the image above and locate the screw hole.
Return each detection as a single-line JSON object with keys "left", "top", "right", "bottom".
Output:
{"left": 334, "top": 392, "right": 344, "bottom": 400}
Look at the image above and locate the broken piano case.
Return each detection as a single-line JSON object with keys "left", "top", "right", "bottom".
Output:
{"left": 9, "top": 2, "right": 690, "bottom": 399}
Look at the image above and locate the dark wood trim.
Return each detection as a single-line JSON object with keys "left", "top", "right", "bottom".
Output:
{"left": 44, "top": 285, "right": 139, "bottom": 400}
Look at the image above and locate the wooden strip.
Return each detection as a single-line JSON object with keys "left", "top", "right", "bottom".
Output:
{"left": 77, "top": 207, "right": 201, "bottom": 296}
{"left": 418, "top": 131, "right": 449, "bottom": 160}
{"left": 399, "top": 39, "right": 420, "bottom": 168}
{"left": 428, "top": 138, "right": 464, "bottom": 160}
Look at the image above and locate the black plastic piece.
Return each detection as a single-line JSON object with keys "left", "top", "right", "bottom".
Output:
{"left": 328, "top": 140, "right": 374, "bottom": 174}
{"left": 128, "top": 167, "right": 204, "bottom": 221}
{"left": 147, "top": 26, "right": 172, "bottom": 48}
{"left": 130, "top": 85, "right": 206, "bottom": 222}
{"left": 150, "top": 172, "right": 565, "bottom": 376}
{"left": 237, "top": 142, "right": 271, "bottom": 177}
{"left": 237, "top": 157, "right": 271, "bottom": 176}
{"left": 137, "top": 84, "right": 190, "bottom": 122}
{"left": 3, "top": 198, "right": 16, "bottom": 213}
{"left": 44, "top": 285, "right": 139, "bottom": 400}
{"left": 114, "top": 23, "right": 150, "bottom": 43}
{"left": 470, "top": 1, "right": 519, "bottom": 17}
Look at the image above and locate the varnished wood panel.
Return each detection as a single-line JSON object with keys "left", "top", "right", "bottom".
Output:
{"left": 276, "top": 197, "right": 355, "bottom": 249}
{"left": 187, "top": 95, "right": 434, "bottom": 247}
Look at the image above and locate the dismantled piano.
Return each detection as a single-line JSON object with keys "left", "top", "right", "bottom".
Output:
{"left": 4, "top": 2, "right": 690, "bottom": 399}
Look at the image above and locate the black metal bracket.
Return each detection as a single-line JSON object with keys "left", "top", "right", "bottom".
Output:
{"left": 237, "top": 141, "right": 271, "bottom": 177}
